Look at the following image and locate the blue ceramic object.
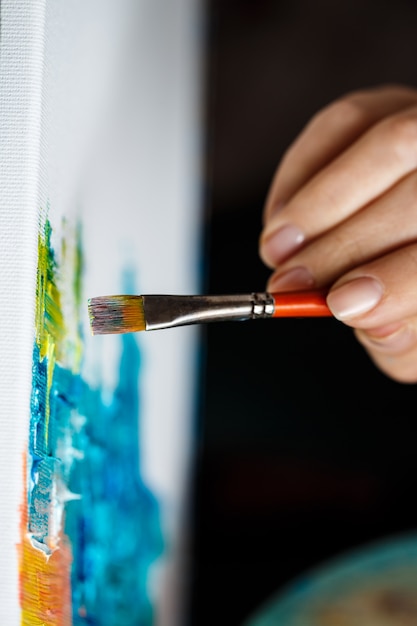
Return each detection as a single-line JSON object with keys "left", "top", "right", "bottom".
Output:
{"left": 246, "top": 533, "right": 417, "bottom": 626}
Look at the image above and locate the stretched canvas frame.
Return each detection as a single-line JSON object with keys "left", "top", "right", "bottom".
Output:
{"left": 0, "top": 1, "right": 203, "bottom": 623}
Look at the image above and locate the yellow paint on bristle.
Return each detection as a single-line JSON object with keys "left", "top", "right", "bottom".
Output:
{"left": 123, "top": 296, "right": 146, "bottom": 332}
{"left": 88, "top": 295, "right": 145, "bottom": 334}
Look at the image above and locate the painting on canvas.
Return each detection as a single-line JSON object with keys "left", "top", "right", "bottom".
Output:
{"left": 0, "top": 1, "right": 202, "bottom": 624}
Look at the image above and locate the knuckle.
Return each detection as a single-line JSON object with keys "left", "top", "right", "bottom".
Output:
{"left": 403, "top": 244, "right": 417, "bottom": 272}
{"left": 408, "top": 170, "right": 417, "bottom": 202}
{"left": 334, "top": 228, "right": 367, "bottom": 268}
{"left": 373, "top": 83, "right": 417, "bottom": 99}
{"left": 397, "top": 172, "right": 417, "bottom": 228}
{"left": 313, "top": 96, "right": 369, "bottom": 130}
{"left": 383, "top": 109, "right": 417, "bottom": 164}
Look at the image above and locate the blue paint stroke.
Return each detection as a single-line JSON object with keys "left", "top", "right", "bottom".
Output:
{"left": 65, "top": 332, "right": 164, "bottom": 625}
{"left": 30, "top": 331, "right": 163, "bottom": 625}
{"left": 28, "top": 220, "right": 163, "bottom": 625}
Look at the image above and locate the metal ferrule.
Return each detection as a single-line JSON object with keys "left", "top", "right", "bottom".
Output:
{"left": 143, "top": 293, "right": 275, "bottom": 331}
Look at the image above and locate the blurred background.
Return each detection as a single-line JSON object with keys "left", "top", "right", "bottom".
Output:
{"left": 189, "top": 1, "right": 417, "bottom": 624}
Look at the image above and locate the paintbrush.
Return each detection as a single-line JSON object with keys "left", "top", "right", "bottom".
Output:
{"left": 88, "top": 290, "right": 332, "bottom": 335}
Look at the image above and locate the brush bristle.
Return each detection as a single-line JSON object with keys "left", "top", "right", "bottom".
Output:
{"left": 88, "top": 295, "right": 146, "bottom": 335}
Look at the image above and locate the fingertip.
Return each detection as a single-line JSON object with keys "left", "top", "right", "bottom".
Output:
{"left": 267, "top": 266, "right": 315, "bottom": 292}
{"left": 259, "top": 232, "right": 276, "bottom": 269}
{"left": 263, "top": 199, "right": 286, "bottom": 226}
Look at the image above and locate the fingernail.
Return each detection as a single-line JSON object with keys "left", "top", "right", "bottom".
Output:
{"left": 268, "top": 266, "right": 315, "bottom": 292}
{"left": 327, "top": 276, "right": 384, "bottom": 320}
{"left": 261, "top": 224, "right": 305, "bottom": 265}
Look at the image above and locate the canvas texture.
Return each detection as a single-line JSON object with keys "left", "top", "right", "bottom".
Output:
{"left": 0, "top": 1, "right": 202, "bottom": 623}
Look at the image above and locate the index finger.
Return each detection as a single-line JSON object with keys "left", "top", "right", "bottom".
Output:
{"left": 263, "top": 85, "right": 417, "bottom": 224}
{"left": 260, "top": 103, "right": 417, "bottom": 268}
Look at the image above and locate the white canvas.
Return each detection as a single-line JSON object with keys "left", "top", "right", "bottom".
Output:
{"left": 0, "top": 1, "right": 203, "bottom": 623}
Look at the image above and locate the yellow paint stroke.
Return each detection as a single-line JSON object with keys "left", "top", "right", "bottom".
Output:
{"left": 60, "top": 219, "right": 84, "bottom": 372}
{"left": 35, "top": 220, "right": 65, "bottom": 441}
{"left": 19, "top": 488, "right": 72, "bottom": 626}
{"left": 36, "top": 219, "right": 65, "bottom": 361}
{"left": 19, "top": 217, "right": 81, "bottom": 624}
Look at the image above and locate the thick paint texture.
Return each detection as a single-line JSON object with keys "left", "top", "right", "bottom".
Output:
{"left": 19, "top": 218, "right": 163, "bottom": 625}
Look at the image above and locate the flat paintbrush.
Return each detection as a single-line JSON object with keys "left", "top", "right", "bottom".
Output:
{"left": 88, "top": 290, "right": 332, "bottom": 335}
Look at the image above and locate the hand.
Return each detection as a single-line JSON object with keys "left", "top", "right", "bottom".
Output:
{"left": 259, "top": 85, "right": 417, "bottom": 383}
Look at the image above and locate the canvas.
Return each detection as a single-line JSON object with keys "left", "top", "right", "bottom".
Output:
{"left": 0, "top": 1, "right": 203, "bottom": 624}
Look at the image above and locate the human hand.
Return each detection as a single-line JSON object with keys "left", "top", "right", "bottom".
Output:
{"left": 259, "top": 85, "right": 417, "bottom": 383}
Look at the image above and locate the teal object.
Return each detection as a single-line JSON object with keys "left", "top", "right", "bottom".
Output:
{"left": 245, "top": 533, "right": 417, "bottom": 626}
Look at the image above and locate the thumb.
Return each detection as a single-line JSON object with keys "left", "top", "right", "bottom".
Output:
{"left": 326, "top": 245, "right": 417, "bottom": 383}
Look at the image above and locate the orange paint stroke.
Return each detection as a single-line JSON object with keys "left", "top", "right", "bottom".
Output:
{"left": 19, "top": 465, "right": 72, "bottom": 626}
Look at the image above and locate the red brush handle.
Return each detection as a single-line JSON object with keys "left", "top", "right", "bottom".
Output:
{"left": 271, "top": 290, "right": 332, "bottom": 317}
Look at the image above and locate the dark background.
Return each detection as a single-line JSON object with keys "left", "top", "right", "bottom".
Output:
{"left": 189, "top": 2, "right": 417, "bottom": 625}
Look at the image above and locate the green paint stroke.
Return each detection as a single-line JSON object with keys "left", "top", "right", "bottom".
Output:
{"left": 28, "top": 216, "right": 163, "bottom": 624}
